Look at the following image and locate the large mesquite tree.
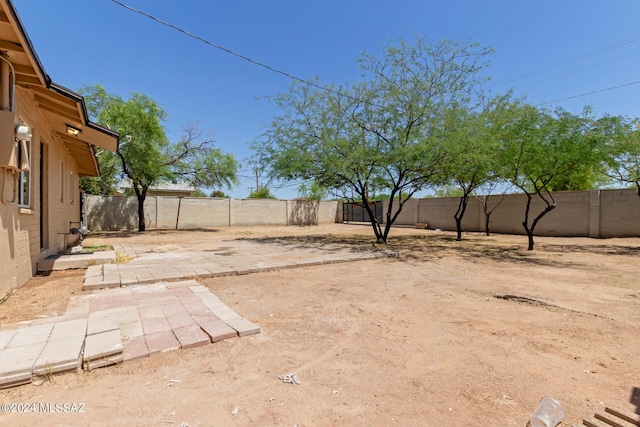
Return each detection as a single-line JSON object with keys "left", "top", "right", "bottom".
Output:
{"left": 252, "top": 37, "right": 492, "bottom": 243}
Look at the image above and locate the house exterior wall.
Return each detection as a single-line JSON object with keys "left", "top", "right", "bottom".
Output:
{"left": 1, "top": 88, "right": 81, "bottom": 299}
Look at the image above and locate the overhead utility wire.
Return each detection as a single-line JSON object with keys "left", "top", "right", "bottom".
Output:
{"left": 489, "top": 33, "right": 640, "bottom": 88}
{"left": 110, "top": 0, "right": 365, "bottom": 104}
{"left": 517, "top": 50, "right": 640, "bottom": 90}
{"left": 540, "top": 79, "right": 640, "bottom": 105}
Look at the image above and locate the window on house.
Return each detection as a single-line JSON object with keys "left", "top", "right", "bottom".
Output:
{"left": 17, "top": 139, "right": 31, "bottom": 207}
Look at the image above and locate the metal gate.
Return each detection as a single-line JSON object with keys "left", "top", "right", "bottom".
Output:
{"left": 342, "top": 201, "right": 383, "bottom": 223}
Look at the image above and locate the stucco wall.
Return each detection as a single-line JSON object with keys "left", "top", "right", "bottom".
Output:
{"left": 86, "top": 196, "right": 340, "bottom": 231}
{"left": 1, "top": 89, "right": 81, "bottom": 299}
{"left": 397, "top": 189, "right": 639, "bottom": 238}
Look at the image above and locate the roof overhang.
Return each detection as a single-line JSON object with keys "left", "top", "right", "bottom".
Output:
{"left": 0, "top": 0, "right": 119, "bottom": 176}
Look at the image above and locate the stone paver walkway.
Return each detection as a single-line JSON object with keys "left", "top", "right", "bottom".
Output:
{"left": 83, "top": 238, "right": 388, "bottom": 290}
{"left": 0, "top": 237, "right": 390, "bottom": 389}
{"left": 0, "top": 280, "right": 259, "bottom": 389}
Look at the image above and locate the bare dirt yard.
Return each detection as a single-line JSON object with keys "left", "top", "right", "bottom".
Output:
{"left": 1, "top": 224, "right": 639, "bottom": 426}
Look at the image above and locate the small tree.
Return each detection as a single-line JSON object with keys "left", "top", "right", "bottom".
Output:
{"left": 499, "top": 104, "right": 606, "bottom": 250}
{"left": 248, "top": 186, "right": 276, "bottom": 199}
{"left": 442, "top": 95, "right": 510, "bottom": 241}
{"left": 474, "top": 180, "right": 509, "bottom": 236}
{"left": 210, "top": 190, "right": 228, "bottom": 198}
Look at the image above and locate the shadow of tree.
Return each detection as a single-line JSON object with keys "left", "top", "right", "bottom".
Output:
{"left": 288, "top": 200, "right": 320, "bottom": 226}
{"left": 86, "top": 228, "right": 222, "bottom": 240}
{"left": 243, "top": 233, "right": 639, "bottom": 268}
{"left": 86, "top": 196, "right": 139, "bottom": 231}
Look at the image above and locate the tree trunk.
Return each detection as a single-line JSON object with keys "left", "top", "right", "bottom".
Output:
{"left": 137, "top": 194, "right": 146, "bottom": 231}
{"left": 454, "top": 194, "right": 470, "bottom": 242}
{"left": 485, "top": 212, "right": 491, "bottom": 236}
{"left": 521, "top": 191, "right": 556, "bottom": 251}
{"left": 133, "top": 186, "right": 148, "bottom": 232}
{"left": 362, "top": 201, "right": 384, "bottom": 243}
{"left": 526, "top": 231, "right": 535, "bottom": 251}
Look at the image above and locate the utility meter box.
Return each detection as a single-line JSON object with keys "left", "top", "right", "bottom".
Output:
{"left": 0, "top": 110, "right": 18, "bottom": 169}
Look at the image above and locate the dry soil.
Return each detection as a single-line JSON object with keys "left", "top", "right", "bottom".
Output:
{"left": 0, "top": 224, "right": 639, "bottom": 426}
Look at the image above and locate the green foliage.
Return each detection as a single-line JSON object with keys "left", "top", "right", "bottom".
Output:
{"left": 498, "top": 103, "right": 611, "bottom": 249}
{"left": 603, "top": 117, "right": 640, "bottom": 197}
{"left": 210, "top": 190, "right": 228, "bottom": 198}
{"left": 190, "top": 189, "right": 207, "bottom": 197}
{"left": 252, "top": 37, "right": 492, "bottom": 243}
{"left": 248, "top": 186, "right": 276, "bottom": 199}
{"left": 297, "top": 182, "right": 328, "bottom": 201}
{"left": 80, "top": 84, "right": 238, "bottom": 231}
{"left": 434, "top": 186, "right": 465, "bottom": 198}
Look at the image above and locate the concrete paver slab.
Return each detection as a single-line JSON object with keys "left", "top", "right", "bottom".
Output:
{"left": 120, "top": 321, "right": 144, "bottom": 340}
{"left": 7, "top": 324, "right": 53, "bottom": 347}
{"left": 83, "top": 329, "right": 123, "bottom": 363}
{"left": 173, "top": 324, "right": 211, "bottom": 349}
{"left": 141, "top": 317, "right": 172, "bottom": 335}
{"left": 145, "top": 331, "right": 180, "bottom": 355}
{"left": 0, "top": 343, "right": 45, "bottom": 388}
{"left": 123, "top": 336, "right": 149, "bottom": 361}
{"left": 49, "top": 318, "right": 87, "bottom": 340}
{"left": 222, "top": 316, "right": 261, "bottom": 337}
{"left": 86, "top": 314, "right": 119, "bottom": 336}
{"left": 84, "top": 354, "right": 123, "bottom": 370}
{"left": 0, "top": 330, "right": 17, "bottom": 350}
{"left": 194, "top": 316, "right": 237, "bottom": 342}
{"left": 33, "top": 335, "right": 84, "bottom": 375}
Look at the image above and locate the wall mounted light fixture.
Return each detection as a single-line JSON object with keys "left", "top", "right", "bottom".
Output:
{"left": 66, "top": 124, "right": 82, "bottom": 137}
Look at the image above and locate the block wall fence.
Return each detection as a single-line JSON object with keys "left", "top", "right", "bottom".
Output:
{"left": 86, "top": 188, "right": 640, "bottom": 238}
{"left": 377, "top": 188, "right": 640, "bottom": 238}
{"left": 85, "top": 196, "right": 341, "bottom": 231}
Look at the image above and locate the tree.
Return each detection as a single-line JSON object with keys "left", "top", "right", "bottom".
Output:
{"left": 248, "top": 186, "right": 276, "bottom": 199}
{"left": 474, "top": 180, "right": 509, "bottom": 236}
{"left": 252, "top": 37, "right": 492, "bottom": 243}
{"left": 79, "top": 148, "right": 120, "bottom": 195}
{"left": 190, "top": 189, "right": 207, "bottom": 197}
{"left": 81, "top": 84, "right": 238, "bottom": 231}
{"left": 498, "top": 104, "right": 606, "bottom": 250}
{"left": 603, "top": 117, "right": 640, "bottom": 198}
{"left": 297, "top": 181, "right": 328, "bottom": 201}
{"left": 210, "top": 190, "right": 228, "bottom": 198}
{"left": 442, "top": 95, "right": 509, "bottom": 241}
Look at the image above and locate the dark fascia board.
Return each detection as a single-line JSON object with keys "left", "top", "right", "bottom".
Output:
{"left": 5, "top": 0, "right": 119, "bottom": 145}
{"left": 4, "top": 0, "right": 50, "bottom": 87}
{"left": 48, "top": 82, "right": 120, "bottom": 141}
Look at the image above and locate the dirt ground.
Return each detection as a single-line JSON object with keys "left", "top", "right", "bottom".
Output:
{"left": 1, "top": 224, "right": 639, "bottom": 426}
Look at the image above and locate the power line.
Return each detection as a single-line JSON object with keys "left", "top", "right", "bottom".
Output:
{"left": 539, "top": 79, "right": 640, "bottom": 106}
{"left": 489, "top": 33, "right": 640, "bottom": 88}
{"left": 516, "top": 50, "right": 640, "bottom": 90}
{"left": 109, "top": 0, "right": 366, "bottom": 104}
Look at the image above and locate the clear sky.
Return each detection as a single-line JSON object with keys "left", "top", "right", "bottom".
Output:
{"left": 13, "top": 0, "right": 640, "bottom": 198}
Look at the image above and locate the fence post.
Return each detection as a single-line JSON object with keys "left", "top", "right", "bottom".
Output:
{"left": 589, "top": 190, "right": 601, "bottom": 238}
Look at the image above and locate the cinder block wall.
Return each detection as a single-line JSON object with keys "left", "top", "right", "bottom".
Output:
{"left": 407, "top": 189, "right": 638, "bottom": 238}
{"left": 599, "top": 189, "right": 640, "bottom": 237}
{"left": 86, "top": 196, "right": 339, "bottom": 230}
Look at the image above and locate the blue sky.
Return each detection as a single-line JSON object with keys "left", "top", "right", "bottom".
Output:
{"left": 14, "top": 0, "right": 640, "bottom": 198}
